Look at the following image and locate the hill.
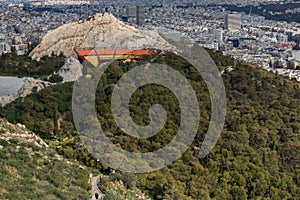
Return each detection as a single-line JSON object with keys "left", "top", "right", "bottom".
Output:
{"left": 29, "top": 13, "right": 176, "bottom": 60}
{"left": 1, "top": 49, "right": 299, "bottom": 199}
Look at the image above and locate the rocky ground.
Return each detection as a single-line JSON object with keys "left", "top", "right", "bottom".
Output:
{"left": 58, "top": 56, "right": 83, "bottom": 82}
{"left": 0, "top": 77, "right": 24, "bottom": 97}
{"left": 0, "top": 78, "right": 54, "bottom": 107}
{"left": 0, "top": 118, "right": 48, "bottom": 149}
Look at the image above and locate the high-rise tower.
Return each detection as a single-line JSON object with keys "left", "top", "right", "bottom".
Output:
{"left": 224, "top": 14, "right": 242, "bottom": 30}
{"left": 136, "top": 5, "right": 145, "bottom": 26}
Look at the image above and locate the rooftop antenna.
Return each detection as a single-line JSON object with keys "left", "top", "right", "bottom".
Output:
{"left": 249, "top": 6, "right": 252, "bottom": 16}
{"left": 248, "top": 6, "right": 252, "bottom": 23}
{"left": 87, "top": 4, "right": 89, "bottom": 17}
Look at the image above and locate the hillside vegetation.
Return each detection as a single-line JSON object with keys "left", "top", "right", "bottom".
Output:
{"left": 0, "top": 119, "right": 92, "bottom": 199}
{"left": 0, "top": 51, "right": 65, "bottom": 77}
{"left": 0, "top": 50, "right": 299, "bottom": 199}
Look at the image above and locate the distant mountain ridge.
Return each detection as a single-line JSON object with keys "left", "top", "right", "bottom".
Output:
{"left": 30, "top": 13, "right": 176, "bottom": 60}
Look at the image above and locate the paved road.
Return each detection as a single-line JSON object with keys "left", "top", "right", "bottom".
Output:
{"left": 91, "top": 176, "right": 105, "bottom": 200}
{"left": 0, "top": 76, "right": 24, "bottom": 97}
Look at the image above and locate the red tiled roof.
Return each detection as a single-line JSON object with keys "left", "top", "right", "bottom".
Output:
{"left": 275, "top": 43, "right": 296, "bottom": 49}
{"left": 76, "top": 49, "right": 156, "bottom": 57}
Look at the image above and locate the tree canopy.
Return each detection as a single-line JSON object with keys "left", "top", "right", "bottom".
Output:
{"left": 1, "top": 50, "right": 299, "bottom": 199}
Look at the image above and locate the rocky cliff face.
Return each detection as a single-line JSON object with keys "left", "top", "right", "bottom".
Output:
{"left": 30, "top": 13, "right": 176, "bottom": 60}
{"left": 58, "top": 57, "right": 83, "bottom": 82}
{"left": 0, "top": 79, "right": 53, "bottom": 107}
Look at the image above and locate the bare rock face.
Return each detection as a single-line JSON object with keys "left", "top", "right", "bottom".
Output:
{"left": 30, "top": 13, "right": 176, "bottom": 60}
{"left": 59, "top": 57, "right": 83, "bottom": 82}
{"left": 0, "top": 79, "right": 54, "bottom": 107}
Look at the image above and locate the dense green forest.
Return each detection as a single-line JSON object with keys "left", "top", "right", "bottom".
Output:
{"left": 0, "top": 51, "right": 65, "bottom": 77}
{"left": 0, "top": 50, "right": 299, "bottom": 199}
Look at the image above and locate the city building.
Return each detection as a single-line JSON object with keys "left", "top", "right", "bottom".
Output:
{"left": 225, "top": 13, "right": 242, "bottom": 30}
{"left": 292, "top": 43, "right": 300, "bottom": 61}
{"left": 41, "top": 0, "right": 45, "bottom": 7}
{"left": 136, "top": 5, "right": 145, "bottom": 26}
{"left": 0, "top": 42, "right": 7, "bottom": 54}
{"left": 126, "top": 7, "right": 136, "bottom": 18}
{"left": 126, "top": 5, "right": 145, "bottom": 26}
{"left": 211, "top": 29, "right": 223, "bottom": 41}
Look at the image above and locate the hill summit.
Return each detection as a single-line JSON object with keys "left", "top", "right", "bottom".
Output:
{"left": 30, "top": 13, "right": 175, "bottom": 60}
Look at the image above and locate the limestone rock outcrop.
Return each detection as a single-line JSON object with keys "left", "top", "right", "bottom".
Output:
{"left": 58, "top": 57, "right": 83, "bottom": 82}
{"left": 0, "top": 118, "right": 49, "bottom": 148}
{"left": 0, "top": 79, "right": 54, "bottom": 107}
{"left": 30, "top": 13, "right": 176, "bottom": 60}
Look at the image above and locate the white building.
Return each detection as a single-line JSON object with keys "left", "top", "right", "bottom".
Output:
{"left": 292, "top": 44, "right": 300, "bottom": 61}
{"left": 0, "top": 42, "right": 6, "bottom": 54}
